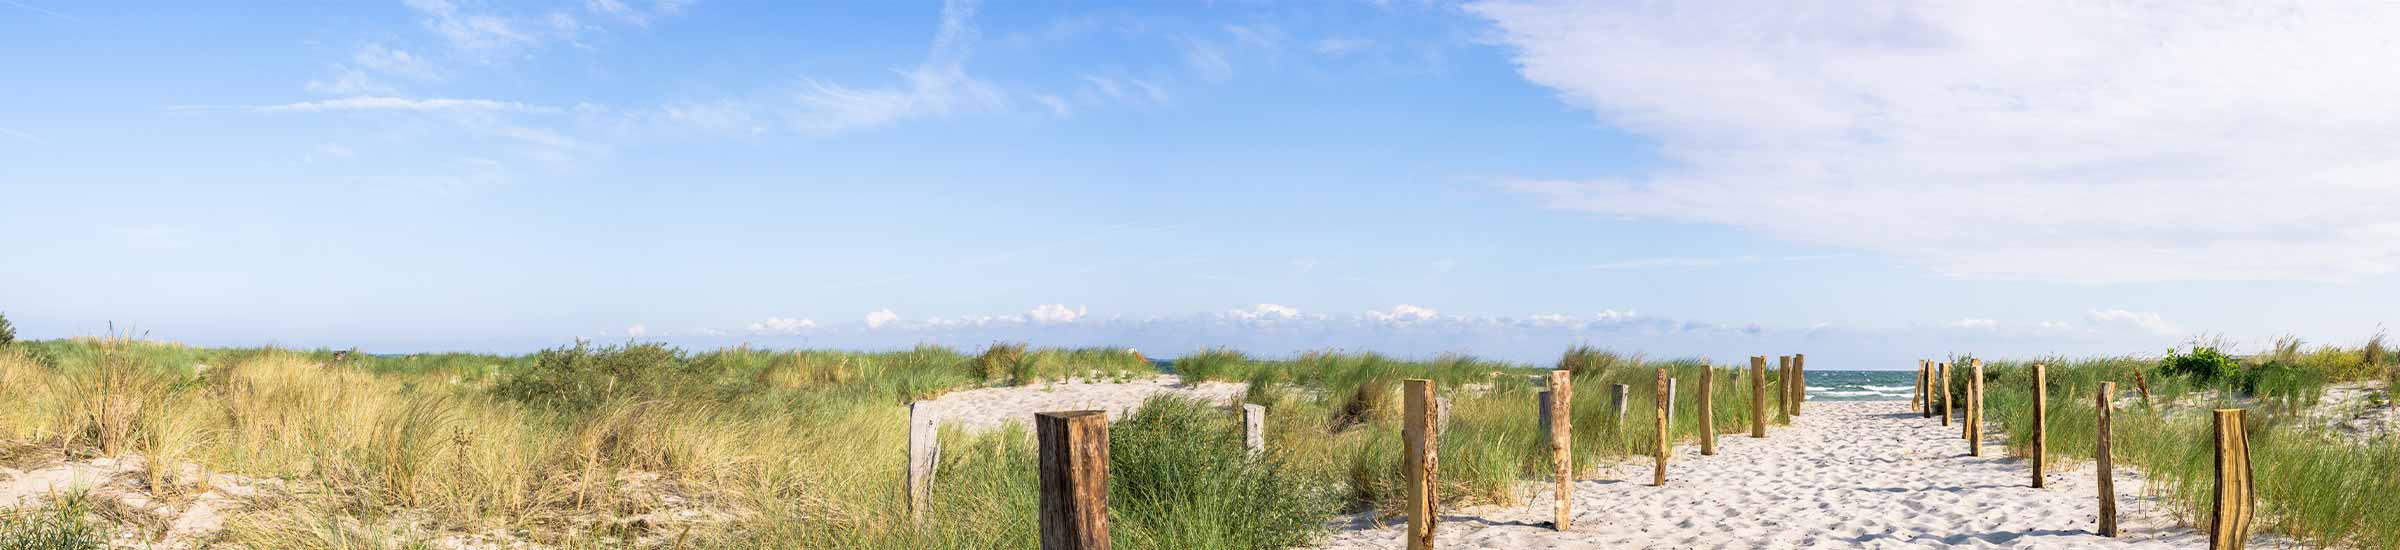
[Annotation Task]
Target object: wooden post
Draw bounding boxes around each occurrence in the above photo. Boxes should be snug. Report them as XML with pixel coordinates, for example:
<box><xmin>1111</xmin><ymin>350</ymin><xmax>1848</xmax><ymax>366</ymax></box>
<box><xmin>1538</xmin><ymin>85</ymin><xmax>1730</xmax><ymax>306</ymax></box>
<box><xmin>1939</xmin><ymin>362</ymin><xmax>1953</xmax><ymax>428</ymax></box>
<box><xmin>1968</xmin><ymin>360</ymin><xmax>1984</xmax><ymax>455</ymax></box>
<box><xmin>2135</xmin><ymin>370</ymin><xmax>2155</xmax><ymax>407</ymax></box>
<box><xmin>1699</xmin><ymin>364</ymin><xmax>1716</xmax><ymax>456</ymax></box>
<box><xmin>1404</xmin><ymin>379</ymin><xmax>1438</xmax><ymax>550</ymax></box>
<box><xmin>1776</xmin><ymin>355</ymin><xmax>1792</xmax><ymax>424</ymax></box>
<box><xmin>907</xmin><ymin>401</ymin><xmax>940</xmax><ymax>523</ymax></box>
<box><xmin>1612</xmin><ymin>384</ymin><xmax>1630</xmax><ymax>425</ymax></box>
<box><xmin>1791</xmin><ymin>353</ymin><xmax>1805</xmax><ymax>417</ymax></box>
<box><xmin>2211</xmin><ymin>409</ymin><xmax>2253</xmax><ymax>550</ymax></box>
<box><xmin>1912</xmin><ymin>360</ymin><xmax>1925</xmax><ymax>413</ymax></box>
<box><xmin>1037</xmin><ymin>411</ymin><xmax>1110</xmax><ymax>550</ymax></box>
<box><xmin>2031</xmin><ymin>363</ymin><xmax>2047</xmax><ymax>488</ymax></box>
<box><xmin>1239</xmin><ymin>404</ymin><xmax>1266</xmax><ymax>457</ymax></box>
<box><xmin>1545</xmin><ymin>370</ymin><xmax>1572</xmax><ymax>530</ymax></box>
<box><xmin>2096</xmin><ymin>382</ymin><xmax>2118</xmax><ymax>537</ymax></box>
<box><xmin>1654</xmin><ymin>367</ymin><xmax>1669</xmax><ymax>486</ymax></box>
<box><xmin>1749</xmin><ymin>356</ymin><xmax>1767</xmax><ymax>438</ymax></box>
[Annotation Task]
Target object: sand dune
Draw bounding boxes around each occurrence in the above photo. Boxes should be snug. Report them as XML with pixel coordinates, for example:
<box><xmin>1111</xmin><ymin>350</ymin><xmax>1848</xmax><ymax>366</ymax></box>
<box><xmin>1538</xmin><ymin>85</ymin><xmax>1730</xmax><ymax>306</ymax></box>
<box><xmin>1313</xmin><ymin>401</ymin><xmax>2283</xmax><ymax>549</ymax></box>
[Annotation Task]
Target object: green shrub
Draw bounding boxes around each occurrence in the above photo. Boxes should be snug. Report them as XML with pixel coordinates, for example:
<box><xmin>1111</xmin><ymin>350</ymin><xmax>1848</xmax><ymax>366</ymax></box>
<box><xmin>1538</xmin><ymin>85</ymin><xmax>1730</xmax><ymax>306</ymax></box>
<box><xmin>490</xmin><ymin>341</ymin><xmax>685</xmax><ymax>412</ymax></box>
<box><xmin>0</xmin><ymin>312</ymin><xmax>14</xmax><ymax>348</ymax></box>
<box><xmin>2159</xmin><ymin>345</ymin><xmax>2240</xmax><ymax>384</ymax></box>
<box><xmin>1557</xmin><ymin>344</ymin><xmax>1636</xmax><ymax>378</ymax></box>
<box><xmin>971</xmin><ymin>342</ymin><xmax>1027</xmax><ymax>384</ymax></box>
<box><xmin>1109</xmin><ymin>395</ymin><xmax>1342</xmax><ymax>548</ymax></box>
<box><xmin>2367</xmin><ymin>330</ymin><xmax>2388</xmax><ymax>367</ymax></box>
<box><xmin>0</xmin><ymin>494</ymin><xmax>110</xmax><ymax>550</ymax></box>
<box><xmin>1172</xmin><ymin>348</ymin><xmax>1249</xmax><ymax>381</ymax></box>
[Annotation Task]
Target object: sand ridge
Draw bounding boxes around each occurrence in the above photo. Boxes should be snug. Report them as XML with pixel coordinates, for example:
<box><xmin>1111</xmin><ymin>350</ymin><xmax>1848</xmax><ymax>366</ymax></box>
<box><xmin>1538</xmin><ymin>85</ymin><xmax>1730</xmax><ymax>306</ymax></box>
<box><xmin>1313</xmin><ymin>400</ymin><xmax>2285</xmax><ymax>549</ymax></box>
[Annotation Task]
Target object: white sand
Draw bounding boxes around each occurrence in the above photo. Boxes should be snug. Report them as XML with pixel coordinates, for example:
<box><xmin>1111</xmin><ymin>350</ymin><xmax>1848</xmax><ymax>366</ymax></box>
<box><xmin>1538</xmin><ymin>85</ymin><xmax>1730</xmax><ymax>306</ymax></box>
<box><xmin>1313</xmin><ymin>401</ymin><xmax>2285</xmax><ymax>549</ymax></box>
<box><xmin>913</xmin><ymin>375</ymin><xmax>1246</xmax><ymax>433</ymax></box>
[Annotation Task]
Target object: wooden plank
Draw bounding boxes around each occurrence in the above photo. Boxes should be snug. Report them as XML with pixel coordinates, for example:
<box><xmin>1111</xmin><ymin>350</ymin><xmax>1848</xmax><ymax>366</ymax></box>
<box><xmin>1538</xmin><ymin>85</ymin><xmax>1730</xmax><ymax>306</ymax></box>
<box><xmin>1776</xmin><ymin>355</ymin><xmax>1793</xmax><ymax>424</ymax></box>
<box><xmin>1240</xmin><ymin>404</ymin><xmax>1266</xmax><ymax>457</ymax></box>
<box><xmin>1547</xmin><ymin>370</ymin><xmax>1573</xmax><ymax>530</ymax></box>
<box><xmin>2211</xmin><ymin>409</ymin><xmax>2253</xmax><ymax>550</ymax></box>
<box><xmin>1612</xmin><ymin>384</ymin><xmax>1630</xmax><ymax>426</ymax></box>
<box><xmin>1940</xmin><ymin>362</ymin><xmax>1953</xmax><ymax>428</ymax></box>
<box><xmin>1750</xmin><ymin>356</ymin><xmax>1767</xmax><ymax>438</ymax></box>
<box><xmin>1037</xmin><ymin>410</ymin><xmax>1111</xmax><ymax>550</ymax></box>
<box><xmin>1791</xmin><ymin>353</ymin><xmax>1806</xmax><ymax>417</ymax></box>
<box><xmin>1654</xmin><ymin>367</ymin><xmax>1670</xmax><ymax>486</ymax></box>
<box><xmin>1405</xmin><ymin>379</ymin><xmax>1439</xmax><ymax>550</ymax></box>
<box><xmin>907</xmin><ymin>401</ymin><xmax>941</xmax><ymax>523</ymax></box>
<box><xmin>2032</xmin><ymin>363</ymin><xmax>2047</xmax><ymax>488</ymax></box>
<box><xmin>1699</xmin><ymin>363</ymin><xmax>1716</xmax><ymax>456</ymax></box>
<box><xmin>1667</xmin><ymin>378</ymin><xmax>1679</xmax><ymax>425</ymax></box>
<box><xmin>2096</xmin><ymin>382</ymin><xmax>2118</xmax><ymax>537</ymax></box>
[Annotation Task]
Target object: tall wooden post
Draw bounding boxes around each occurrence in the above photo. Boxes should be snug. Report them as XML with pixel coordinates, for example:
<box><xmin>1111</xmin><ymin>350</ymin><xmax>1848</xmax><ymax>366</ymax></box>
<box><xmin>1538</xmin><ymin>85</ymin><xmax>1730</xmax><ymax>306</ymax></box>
<box><xmin>2031</xmin><ymin>363</ymin><xmax>2047</xmax><ymax>488</ymax></box>
<box><xmin>1912</xmin><ymin>360</ymin><xmax>1925</xmax><ymax>413</ymax></box>
<box><xmin>1666</xmin><ymin>378</ymin><xmax>1679</xmax><ymax>424</ymax></box>
<box><xmin>2096</xmin><ymin>382</ymin><xmax>2118</xmax><ymax>537</ymax></box>
<box><xmin>1775</xmin><ymin>355</ymin><xmax>1792</xmax><ymax>424</ymax></box>
<box><xmin>907</xmin><ymin>402</ymin><xmax>941</xmax><ymax>523</ymax></box>
<box><xmin>1791</xmin><ymin>354</ymin><xmax>1805</xmax><ymax>417</ymax></box>
<box><xmin>1699</xmin><ymin>364</ymin><xmax>1717</xmax><ymax>456</ymax></box>
<box><xmin>1404</xmin><ymin>379</ymin><xmax>1438</xmax><ymax>550</ymax></box>
<box><xmin>1749</xmin><ymin>356</ymin><xmax>1767</xmax><ymax>438</ymax></box>
<box><xmin>1939</xmin><ymin>362</ymin><xmax>1953</xmax><ymax>428</ymax></box>
<box><xmin>1968</xmin><ymin>360</ymin><xmax>1984</xmax><ymax>455</ymax></box>
<box><xmin>1653</xmin><ymin>367</ymin><xmax>1669</xmax><ymax>486</ymax></box>
<box><xmin>1545</xmin><ymin>370</ymin><xmax>1572</xmax><ymax>530</ymax></box>
<box><xmin>1037</xmin><ymin>411</ymin><xmax>1110</xmax><ymax>550</ymax></box>
<box><xmin>2211</xmin><ymin>409</ymin><xmax>2253</xmax><ymax>550</ymax></box>
<box><xmin>1239</xmin><ymin>404</ymin><xmax>1266</xmax><ymax>457</ymax></box>
<box><xmin>1612</xmin><ymin>384</ymin><xmax>1630</xmax><ymax>426</ymax></box>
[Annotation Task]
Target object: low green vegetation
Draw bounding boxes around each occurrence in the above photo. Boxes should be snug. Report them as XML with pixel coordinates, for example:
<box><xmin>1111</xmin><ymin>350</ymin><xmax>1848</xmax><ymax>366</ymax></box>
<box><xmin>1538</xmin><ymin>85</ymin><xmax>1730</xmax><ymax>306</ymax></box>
<box><xmin>1978</xmin><ymin>336</ymin><xmax>2400</xmax><ymax>549</ymax></box>
<box><xmin>0</xmin><ymin>492</ymin><xmax>111</xmax><ymax>550</ymax></box>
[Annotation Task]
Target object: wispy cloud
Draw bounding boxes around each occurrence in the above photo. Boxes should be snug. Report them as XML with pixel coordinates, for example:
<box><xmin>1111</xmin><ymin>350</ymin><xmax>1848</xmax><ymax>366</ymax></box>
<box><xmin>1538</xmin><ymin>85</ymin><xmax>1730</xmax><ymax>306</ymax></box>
<box><xmin>1475</xmin><ymin>0</ymin><xmax>2400</xmax><ymax>283</ymax></box>
<box><xmin>0</xmin><ymin>126</ymin><xmax>47</xmax><ymax>145</ymax></box>
<box><xmin>1547</xmin><ymin>254</ymin><xmax>1845</xmax><ymax>272</ymax></box>
<box><xmin>0</xmin><ymin>0</ymin><xmax>75</xmax><ymax>22</ymax></box>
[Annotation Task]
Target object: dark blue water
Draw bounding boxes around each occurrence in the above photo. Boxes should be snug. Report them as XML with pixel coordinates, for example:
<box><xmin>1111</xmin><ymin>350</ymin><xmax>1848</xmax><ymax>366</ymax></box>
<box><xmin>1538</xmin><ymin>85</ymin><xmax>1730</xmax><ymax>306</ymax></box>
<box><xmin>1806</xmin><ymin>370</ymin><xmax>1917</xmax><ymax>402</ymax></box>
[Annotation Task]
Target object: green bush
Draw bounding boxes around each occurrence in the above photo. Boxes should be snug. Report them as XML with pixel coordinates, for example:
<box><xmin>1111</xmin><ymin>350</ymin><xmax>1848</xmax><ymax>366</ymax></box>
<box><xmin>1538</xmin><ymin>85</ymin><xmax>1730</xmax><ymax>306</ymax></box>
<box><xmin>1109</xmin><ymin>395</ymin><xmax>1341</xmax><ymax>548</ymax></box>
<box><xmin>2159</xmin><ymin>345</ymin><xmax>2240</xmax><ymax>384</ymax></box>
<box><xmin>0</xmin><ymin>312</ymin><xmax>14</xmax><ymax>348</ymax></box>
<box><xmin>1172</xmin><ymin>348</ymin><xmax>1250</xmax><ymax>381</ymax></box>
<box><xmin>0</xmin><ymin>494</ymin><xmax>110</xmax><ymax>550</ymax></box>
<box><xmin>490</xmin><ymin>341</ymin><xmax>686</xmax><ymax>412</ymax></box>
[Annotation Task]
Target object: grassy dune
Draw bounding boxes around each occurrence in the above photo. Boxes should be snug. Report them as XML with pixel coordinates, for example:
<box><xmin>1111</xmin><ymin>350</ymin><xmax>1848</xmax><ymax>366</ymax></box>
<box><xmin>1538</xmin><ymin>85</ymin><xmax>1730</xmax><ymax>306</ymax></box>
<box><xmin>1969</xmin><ymin>339</ymin><xmax>2400</xmax><ymax>549</ymax></box>
<box><xmin>0</xmin><ymin>338</ymin><xmax>1782</xmax><ymax>548</ymax></box>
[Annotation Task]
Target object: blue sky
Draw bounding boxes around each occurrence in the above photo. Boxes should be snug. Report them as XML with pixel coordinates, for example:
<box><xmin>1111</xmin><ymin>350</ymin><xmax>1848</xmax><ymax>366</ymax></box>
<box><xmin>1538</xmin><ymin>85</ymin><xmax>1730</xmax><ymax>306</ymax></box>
<box><xmin>4</xmin><ymin>1</ymin><xmax>2397</xmax><ymax>368</ymax></box>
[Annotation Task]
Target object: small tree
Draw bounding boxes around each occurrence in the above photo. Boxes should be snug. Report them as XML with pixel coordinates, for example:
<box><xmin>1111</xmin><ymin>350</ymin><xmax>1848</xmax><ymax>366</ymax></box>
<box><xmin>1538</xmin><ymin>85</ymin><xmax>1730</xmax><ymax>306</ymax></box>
<box><xmin>0</xmin><ymin>312</ymin><xmax>15</xmax><ymax>348</ymax></box>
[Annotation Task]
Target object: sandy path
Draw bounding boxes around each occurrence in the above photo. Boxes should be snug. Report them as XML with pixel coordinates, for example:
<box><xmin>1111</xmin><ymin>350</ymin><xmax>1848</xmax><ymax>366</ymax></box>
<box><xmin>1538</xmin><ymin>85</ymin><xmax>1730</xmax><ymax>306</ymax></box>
<box><xmin>1314</xmin><ymin>401</ymin><xmax>2282</xmax><ymax>549</ymax></box>
<box><xmin>913</xmin><ymin>375</ymin><xmax>1246</xmax><ymax>434</ymax></box>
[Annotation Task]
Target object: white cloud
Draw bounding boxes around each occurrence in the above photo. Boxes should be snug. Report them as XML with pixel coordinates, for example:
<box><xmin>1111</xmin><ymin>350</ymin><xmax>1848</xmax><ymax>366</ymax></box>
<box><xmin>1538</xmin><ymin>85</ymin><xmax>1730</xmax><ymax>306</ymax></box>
<box><xmin>406</xmin><ymin>0</ymin><xmax>535</xmax><ymax>54</ymax></box>
<box><xmin>625</xmin><ymin>324</ymin><xmax>648</xmax><ymax>338</ymax></box>
<box><xmin>1948</xmin><ymin>318</ymin><xmax>1999</xmax><ymax>330</ymax></box>
<box><xmin>1290</xmin><ymin>258</ymin><xmax>1318</xmax><ymax>273</ymax></box>
<box><xmin>865</xmin><ymin>308</ymin><xmax>900</xmax><ymax>329</ymax></box>
<box><xmin>1225</xmin><ymin>303</ymin><xmax>1307</xmax><ymax>322</ymax></box>
<box><xmin>1026</xmin><ymin>304</ymin><xmax>1087</xmax><ymax>323</ymax></box>
<box><xmin>748</xmin><ymin>316</ymin><xmax>818</xmax><ymax>335</ymax></box>
<box><xmin>686</xmin><ymin>327</ymin><xmax>728</xmax><ymax>337</ymax></box>
<box><xmin>1474</xmin><ymin>1</ymin><xmax>2400</xmax><ymax>283</ymax></box>
<box><xmin>2085</xmin><ymin>309</ymin><xmax>2179</xmax><ymax>337</ymax></box>
<box><xmin>1364</xmin><ymin>304</ymin><xmax>1441</xmax><ymax>324</ymax></box>
<box><xmin>0</xmin><ymin>126</ymin><xmax>45</xmax><ymax>144</ymax></box>
<box><xmin>243</xmin><ymin>96</ymin><xmax>551</xmax><ymax>113</ymax></box>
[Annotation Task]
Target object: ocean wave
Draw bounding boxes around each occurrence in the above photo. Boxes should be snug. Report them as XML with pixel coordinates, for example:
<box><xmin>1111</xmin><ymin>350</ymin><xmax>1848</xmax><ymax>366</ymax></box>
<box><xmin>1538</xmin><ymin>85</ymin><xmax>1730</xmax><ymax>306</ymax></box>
<box><xmin>1861</xmin><ymin>385</ymin><xmax>1914</xmax><ymax>392</ymax></box>
<box><xmin>1806</xmin><ymin>386</ymin><xmax>1832</xmax><ymax>391</ymax></box>
<box><xmin>1821</xmin><ymin>390</ymin><xmax>1885</xmax><ymax>397</ymax></box>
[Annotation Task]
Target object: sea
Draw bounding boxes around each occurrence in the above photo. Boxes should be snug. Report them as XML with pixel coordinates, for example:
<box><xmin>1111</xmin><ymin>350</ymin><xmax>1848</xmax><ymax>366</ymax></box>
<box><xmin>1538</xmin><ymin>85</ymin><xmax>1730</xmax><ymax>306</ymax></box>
<box><xmin>1805</xmin><ymin>370</ymin><xmax>1918</xmax><ymax>402</ymax></box>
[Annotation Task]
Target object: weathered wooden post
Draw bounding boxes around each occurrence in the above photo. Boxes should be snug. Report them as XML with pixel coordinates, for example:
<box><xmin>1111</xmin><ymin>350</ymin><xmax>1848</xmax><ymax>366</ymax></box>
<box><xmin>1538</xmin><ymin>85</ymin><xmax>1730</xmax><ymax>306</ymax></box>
<box><xmin>1612</xmin><ymin>384</ymin><xmax>1630</xmax><ymax>426</ymax></box>
<box><xmin>1699</xmin><ymin>363</ymin><xmax>1716</xmax><ymax>456</ymax></box>
<box><xmin>1239</xmin><ymin>404</ymin><xmax>1266</xmax><ymax>457</ymax></box>
<box><xmin>1544</xmin><ymin>370</ymin><xmax>1572</xmax><ymax>530</ymax></box>
<box><xmin>2133</xmin><ymin>368</ymin><xmax>2155</xmax><ymax>408</ymax></box>
<box><xmin>1968</xmin><ymin>360</ymin><xmax>1984</xmax><ymax>455</ymax></box>
<box><xmin>1666</xmin><ymin>377</ymin><xmax>1679</xmax><ymax>425</ymax></box>
<box><xmin>1037</xmin><ymin>410</ymin><xmax>1110</xmax><ymax>550</ymax></box>
<box><xmin>1776</xmin><ymin>355</ymin><xmax>1793</xmax><ymax>424</ymax></box>
<box><xmin>2211</xmin><ymin>409</ymin><xmax>2253</xmax><ymax>550</ymax></box>
<box><xmin>2096</xmin><ymin>382</ymin><xmax>2118</xmax><ymax>537</ymax></box>
<box><xmin>1939</xmin><ymin>362</ymin><xmax>1953</xmax><ymax>428</ymax></box>
<box><xmin>1912</xmin><ymin>360</ymin><xmax>1926</xmax><ymax>413</ymax></box>
<box><xmin>1791</xmin><ymin>353</ymin><xmax>1806</xmax><ymax>417</ymax></box>
<box><xmin>1654</xmin><ymin>367</ymin><xmax>1670</xmax><ymax>486</ymax></box>
<box><xmin>1749</xmin><ymin>356</ymin><xmax>1767</xmax><ymax>438</ymax></box>
<box><xmin>2031</xmin><ymin>363</ymin><xmax>2047</xmax><ymax>488</ymax></box>
<box><xmin>1405</xmin><ymin>379</ymin><xmax>1438</xmax><ymax>550</ymax></box>
<box><xmin>907</xmin><ymin>401</ymin><xmax>941</xmax><ymax>523</ymax></box>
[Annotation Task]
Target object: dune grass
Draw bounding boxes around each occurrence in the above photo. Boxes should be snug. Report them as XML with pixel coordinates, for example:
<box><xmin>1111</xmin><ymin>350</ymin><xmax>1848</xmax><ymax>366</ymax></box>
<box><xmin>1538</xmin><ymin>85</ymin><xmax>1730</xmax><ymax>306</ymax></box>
<box><xmin>1976</xmin><ymin>340</ymin><xmax>2400</xmax><ymax>549</ymax></box>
